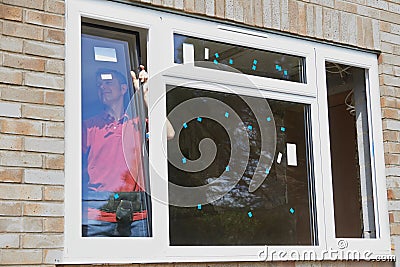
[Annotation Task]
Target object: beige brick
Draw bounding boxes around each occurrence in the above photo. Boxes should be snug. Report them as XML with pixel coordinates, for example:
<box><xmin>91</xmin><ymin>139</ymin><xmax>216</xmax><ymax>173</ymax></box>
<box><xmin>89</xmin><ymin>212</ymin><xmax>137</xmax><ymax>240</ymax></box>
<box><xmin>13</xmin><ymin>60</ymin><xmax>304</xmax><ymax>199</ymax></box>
<box><xmin>389</xmin><ymin>2</ymin><xmax>400</xmax><ymax>13</ymax></box>
<box><xmin>0</xmin><ymin>234</ymin><xmax>20</xmax><ymax>249</ymax></box>
<box><xmin>383</xmin><ymin>74</ymin><xmax>400</xmax><ymax>87</ymax></box>
<box><xmin>271</xmin><ymin>0</ymin><xmax>280</xmax><ymax>29</ymax></box>
<box><xmin>380</xmin><ymin>10</ymin><xmax>400</xmax><ymax>24</ymax></box>
<box><xmin>24</xmin><ymin>136</ymin><xmax>64</xmax><ymax>154</ymax></box>
<box><xmin>280</xmin><ymin>0</ymin><xmax>289</xmax><ymax>32</ymax></box>
<box><xmin>24</xmin><ymin>169</ymin><xmax>64</xmax><ymax>185</ymax></box>
<box><xmin>44</xmin><ymin>28</ymin><xmax>65</xmax><ymax>44</ymax></box>
<box><xmin>380</xmin><ymin>21</ymin><xmax>391</xmax><ymax>32</ymax></box>
<box><xmin>0</xmin><ymin>151</ymin><xmax>42</xmax><ymax>167</ymax></box>
<box><xmin>0</xmin><ymin>249</ymin><xmax>42</xmax><ymax>265</ymax></box>
<box><xmin>3</xmin><ymin>21</ymin><xmax>43</xmax><ymax>40</ymax></box>
<box><xmin>44</xmin><ymin>154</ymin><xmax>64</xmax><ymax>169</ymax></box>
<box><xmin>306</xmin><ymin>5</ymin><xmax>314</xmax><ymax>37</ymax></box>
<box><xmin>3</xmin><ymin>53</ymin><xmax>46</xmax><ymax>71</ymax></box>
<box><xmin>3</xmin><ymin>0</ymin><xmax>44</xmax><ymax>10</ymax></box>
<box><xmin>23</xmin><ymin>202</ymin><xmax>64</xmax><ymax>216</ymax></box>
<box><xmin>0</xmin><ymin>67</ymin><xmax>23</xmax><ymax>85</ymax></box>
<box><xmin>340</xmin><ymin>11</ymin><xmax>357</xmax><ymax>46</ymax></box>
<box><xmin>263</xmin><ymin>0</ymin><xmax>272</xmax><ymax>28</ymax></box>
<box><xmin>44</xmin><ymin>90</ymin><xmax>64</xmax><ymax>106</ymax></box>
<box><xmin>385</xmin><ymin>154</ymin><xmax>400</xmax><ymax>165</ymax></box>
<box><xmin>0</xmin><ymin>118</ymin><xmax>43</xmax><ymax>136</ymax></box>
<box><xmin>0</xmin><ymin>167</ymin><xmax>23</xmax><ymax>183</ymax></box>
<box><xmin>44</xmin><ymin>186</ymin><xmax>64</xmax><ymax>201</ymax></box>
<box><xmin>44</xmin><ymin>121</ymin><xmax>64</xmax><ymax>138</ymax></box>
<box><xmin>288</xmin><ymin>0</ymin><xmax>298</xmax><ymax>34</ymax></box>
<box><xmin>335</xmin><ymin>0</ymin><xmax>357</xmax><ymax>13</ymax></box>
<box><xmin>381</xmin><ymin>96</ymin><xmax>397</xmax><ymax>109</ymax></box>
<box><xmin>43</xmin><ymin>217</ymin><xmax>64</xmax><ymax>232</ymax></box>
<box><xmin>0</xmin><ymin>134</ymin><xmax>23</xmax><ymax>150</ymax></box>
<box><xmin>45</xmin><ymin>59</ymin><xmax>64</xmax><ymax>74</ymax></box>
<box><xmin>254</xmin><ymin>0</ymin><xmax>263</xmax><ymax>27</ymax></box>
<box><xmin>21</xmin><ymin>104</ymin><xmax>64</xmax><ymax>121</ymax></box>
<box><xmin>357</xmin><ymin>4</ymin><xmax>380</xmax><ymax>19</ymax></box>
<box><xmin>0</xmin><ymin>35</ymin><xmax>23</xmax><ymax>53</ymax></box>
<box><xmin>44</xmin><ymin>0</ymin><xmax>65</xmax><ymax>14</ymax></box>
<box><xmin>0</xmin><ymin>183</ymin><xmax>42</xmax><ymax>200</ymax></box>
<box><xmin>184</xmin><ymin>0</ymin><xmax>195</xmax><ymax>12</ymax></box>
<box><xmin>0</xmin><ymin>86</ymin><xmax>45</xmax><ymax>104</ymax></box>
<box><xmin>391</xmin><ymin>223</ymin><xmax>400</xmax><ymax>235</ymax></box>
<box><xmin>24</xmin><ymin>40</ymin><xmax>64</xmax><ymax>59</ymax></box>
<box><xmin>0</xmin><ymin>217</ymin><xmax>43</xmax><ymax>232</ymax></box>
<box><xmin>233</xmin><ymin>0</ymin><xmax>244</xmax><ymax>22</ymax></box>
<box><xmin>22</xmin><ymin>233</ymin><xmax>63</xmax><ymax>248</ymax></box>
<box><xmin>381</xmin><ymin>32</ymin><xmax>400</xmax><ymax>47</ymax></box>
<box><xmin>0</xmin><ymin>102</ymin><xmax>22</xmax><ymax>118</ymax></box>
<box><xmin>0</xmin><ymin>4</ymin><xmax>23</xmax><ymax>21</ymax></box>
<box><xmin>215</xmin><ymin>0</ymin><xmax>225</xmax><ymax>18</ymax></box>
<box><xmin>0</xmin><ymin>201</ymin><xmax>22</xmax><ymax>216</ymax></box>
<box><xmin>25</xmin><ymin>9</ymin><xmax>64</xmax><ymax>29</ymax></box>
<box><xmin>382</xmin><ymin>108</ymin><xmax>400</xmax><ymax>119</ymax></box>
<box><xmin>25</xmin><ymin>72</ymin><xmax>64</xmax><ymax>90</ymax></box>
<box><xmin>242</xmin><ymin>0</ymin><xmax>253</xmax><ymax>25</ymax></box>
<box><xmin>225</xmin><ymin>0</ymin><xmax>234</xmax><ymax>20</ymax></box>
<box><xmin>367</xmin><ymin>0</ymin><xmax>388</xmax><ymax>10</ymax></box>
<box><xmin>43</xmin><ymin>249</ymin><xmax>63</xmax><ymax>264</ymax></box>
<box><xmin>309</xmin><ymin>0</ymin><xmax>334</xmax><ymax>8</ymax></box>
<box><xmin>205</xmin><ymin>0</ymin><xmax>215</xmax><ymax>16</ymax></box>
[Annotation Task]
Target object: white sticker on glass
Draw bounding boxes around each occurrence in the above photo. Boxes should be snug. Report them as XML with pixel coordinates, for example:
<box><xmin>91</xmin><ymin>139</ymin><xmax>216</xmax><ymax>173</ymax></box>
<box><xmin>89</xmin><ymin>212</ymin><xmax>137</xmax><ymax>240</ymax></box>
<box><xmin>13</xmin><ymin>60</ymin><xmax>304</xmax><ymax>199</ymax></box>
<box><xmin>183</xmin><ymin>43</ymin><xmax>195</xmax><ymax>64</ymax></box>
<box><xmin>101</xmin><ymin>74</ymin><xmax>113</xmax><ymax>80</ymax></box>
<box><xmin>277</xmin><ymin>152</ymin><xmax>282</xmax><ymax>164</ymax></box>
<box><xmin>204</xmin><ymin>47</ymin><xmax>209</xmax><ymax>60</ymax></box>
<box><xmin>287</xmin><ymin>143</ymin><xmax>297</xmax><ymax>166</ymax></box>
<box><xmin>94</xmin><ymin>47</ymin><xmax>117</xmax><ymax>62</ymax></box>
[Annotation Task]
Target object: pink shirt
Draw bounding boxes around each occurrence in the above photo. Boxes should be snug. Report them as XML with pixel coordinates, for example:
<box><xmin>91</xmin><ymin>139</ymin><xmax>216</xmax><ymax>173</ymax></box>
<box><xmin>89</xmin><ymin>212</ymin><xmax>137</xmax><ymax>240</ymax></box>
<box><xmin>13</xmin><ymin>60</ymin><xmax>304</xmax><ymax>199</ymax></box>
<box><xmin>83</xmin><ymin>112</ymin><xmax>147</xmax><ymax>221</ymax></box>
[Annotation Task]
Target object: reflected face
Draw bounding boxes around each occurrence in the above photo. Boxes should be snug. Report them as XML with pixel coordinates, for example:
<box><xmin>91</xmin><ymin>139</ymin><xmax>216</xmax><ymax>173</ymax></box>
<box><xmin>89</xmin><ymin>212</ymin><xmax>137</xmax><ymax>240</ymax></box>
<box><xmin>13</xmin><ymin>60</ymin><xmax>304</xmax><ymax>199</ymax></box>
<box><xmin>97</xmin><ymin>76</ymin><xmax>127</xmax><ymax>106</ymax></box>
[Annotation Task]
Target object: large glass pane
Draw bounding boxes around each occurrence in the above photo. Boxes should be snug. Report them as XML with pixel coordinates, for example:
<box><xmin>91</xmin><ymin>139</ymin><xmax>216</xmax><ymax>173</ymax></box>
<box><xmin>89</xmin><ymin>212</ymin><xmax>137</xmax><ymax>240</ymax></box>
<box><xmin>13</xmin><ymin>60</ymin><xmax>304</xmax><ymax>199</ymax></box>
<box><xmin>167</xmin><ymin>85</ymin><xmax>315</xmax><ymax>245</ymax></box>
<box><xmin>81</xmin><ymin>23</ymin><xmax>152</xmax><ymax>237</ymax></box>
<box><xmin>174</xmin><ymin>34</ymin><xmax>306</xmax><ymax>83</ymax></box>
<box><xmin>325</xmin><ymin>62</ymin><xmax>376</xmax><ymax>238</ymax></box>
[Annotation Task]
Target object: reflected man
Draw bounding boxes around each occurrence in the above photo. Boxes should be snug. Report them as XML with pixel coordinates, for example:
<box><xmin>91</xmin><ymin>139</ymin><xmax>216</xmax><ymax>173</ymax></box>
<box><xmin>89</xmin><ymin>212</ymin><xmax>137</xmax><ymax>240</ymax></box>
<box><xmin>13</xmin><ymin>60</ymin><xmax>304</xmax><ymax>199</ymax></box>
<box><xmin>82</xmin><ymin>69</ymin><xmax>149</xmax><ymax>237</ymax></box>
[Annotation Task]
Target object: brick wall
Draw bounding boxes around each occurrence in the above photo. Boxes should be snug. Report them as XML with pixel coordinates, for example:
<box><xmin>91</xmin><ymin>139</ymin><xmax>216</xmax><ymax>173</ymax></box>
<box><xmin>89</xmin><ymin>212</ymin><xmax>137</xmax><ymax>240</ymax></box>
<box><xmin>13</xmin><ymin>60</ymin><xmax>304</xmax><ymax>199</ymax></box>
<box><xmin>1</xmin><ymin>0</ymin><xmax>399</xmax><ymax>266</ymax></box>
<box><xmin>0</xmin><ymin>0</ymin><xmax>65</xmax><ymax>265</ymax></box>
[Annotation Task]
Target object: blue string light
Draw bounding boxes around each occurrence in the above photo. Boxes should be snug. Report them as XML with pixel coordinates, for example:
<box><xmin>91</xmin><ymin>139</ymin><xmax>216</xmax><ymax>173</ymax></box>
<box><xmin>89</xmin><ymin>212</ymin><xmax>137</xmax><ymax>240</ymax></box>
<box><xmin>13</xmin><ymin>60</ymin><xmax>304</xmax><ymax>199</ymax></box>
<box><xmin>280</xmin><ymin>127</ymin><xmax>286</xmax><ymax>132</ymax></box>
<box><xmin>248</xmin><ymin>211</ymin><xmax>253</xmax><ymax>218</ymax></box>
<box><xmin>197</xmin><ymin>204</ymin><xmax>202</xmax><ymax>210</ymax></box>
<box><xmin>197</xmin><ymin>117</ymin><xmax>202</xmax><ymax>122</ymax></box>
<box><xmin>225</xmin><ymin>112</ymin><xmax>229</xmax><ymax>118</ymax></box>
<box><xmin>182</xmin><ymin>157</ymin><xmax>187</xmax><ymax>164</ymax></box>
<box><xmin>290</xmin><ymin>208</ymin><xmax>295</xmax><ymax>214</ymax></box>
<box><xmin>225</xmin><ymin>166</ymin><xmax>230</xmax><ymax>172</ymax></box>
<box><xmin>267</xmin><ymin>117</ymin><xmax>271</xmax><ymax>122</ymax></box>
<box><xmin>229</xmin><ymin>59</ymin><xmax>233</xmax><ymax>64</ymax></box>
<box><xmin>183</xmin><ymin>123</ymin><xmax>188</xmax><ymax>129</ymax></box>
<box><xmin>215</xmin><ymin>53</ymin><xmax>219</xmax><ymax>58</ymax></box>
<box><xmin>247</xmin><ymin>125</ymin><xmax>253</xmax><ymax>130</ymax></box>
<box><xmin>252</xmin><ymin>65</ymin><xmax>257</xmax><ymax>71</ymax></box>
<box><xmin>213</xmin><ymin>59</ymin><xmax>218</xmax><ymax>64</ymax></box>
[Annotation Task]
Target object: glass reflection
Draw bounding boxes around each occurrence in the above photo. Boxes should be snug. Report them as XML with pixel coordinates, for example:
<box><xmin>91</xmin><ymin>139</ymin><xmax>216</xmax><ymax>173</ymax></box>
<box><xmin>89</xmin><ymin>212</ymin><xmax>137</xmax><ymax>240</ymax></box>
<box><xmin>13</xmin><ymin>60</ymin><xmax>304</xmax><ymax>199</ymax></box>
<box><xmin>167</xmin><ymin>86</ymin><xmax>315</xmax><ymax>246</ymax></box>
<box><xmin>174</xmin><ymin>34</ymin><xmax>306</xmax><ymax>83</ymax></box>
<box><xmin>81</xmin><ymin>26</ymin><xmax>151</xmax><ymax>237</ymax></box>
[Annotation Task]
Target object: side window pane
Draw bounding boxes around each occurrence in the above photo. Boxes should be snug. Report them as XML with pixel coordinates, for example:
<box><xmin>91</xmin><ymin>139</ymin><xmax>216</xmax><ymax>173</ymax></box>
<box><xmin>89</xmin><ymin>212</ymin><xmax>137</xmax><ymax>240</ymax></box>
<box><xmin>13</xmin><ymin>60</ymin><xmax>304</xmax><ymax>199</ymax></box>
<box><xmin>326</xmin><ymin>62</ymin><xmax>376</xmax><ymax>238</ymax></box>
<box><xmin>174</xmin><ymin>34</ymin><xmax>306</xmax><ymax>83</ymax></box>
<box><xmin>167</xmin><ymin>86</ymin><xmax>316</xmax><ymax>245</ymax></box>
<box><xmin>81</xmin><ymin>23</ymin><xmax>152</xmax><ymax>237</ymax></box>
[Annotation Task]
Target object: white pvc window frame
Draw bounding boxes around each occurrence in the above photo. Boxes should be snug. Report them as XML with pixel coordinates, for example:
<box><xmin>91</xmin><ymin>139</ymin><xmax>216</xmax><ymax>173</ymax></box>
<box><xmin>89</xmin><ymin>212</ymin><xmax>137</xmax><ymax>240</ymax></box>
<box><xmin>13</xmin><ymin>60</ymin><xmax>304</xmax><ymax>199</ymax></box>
<box><xmin>64</xmin><ymin>0</ymin><xmax>390</xmax><ymax>263</ymax></box>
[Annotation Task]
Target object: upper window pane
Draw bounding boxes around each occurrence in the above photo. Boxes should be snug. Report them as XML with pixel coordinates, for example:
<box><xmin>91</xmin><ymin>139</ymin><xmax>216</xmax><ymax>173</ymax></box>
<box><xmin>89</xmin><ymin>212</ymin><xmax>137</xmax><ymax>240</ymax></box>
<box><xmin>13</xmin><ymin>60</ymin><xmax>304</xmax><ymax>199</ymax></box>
<box><xmin>174</xmin><ymin>34</ymin><xmax>306</xmax><ymax>83</ymax></box>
